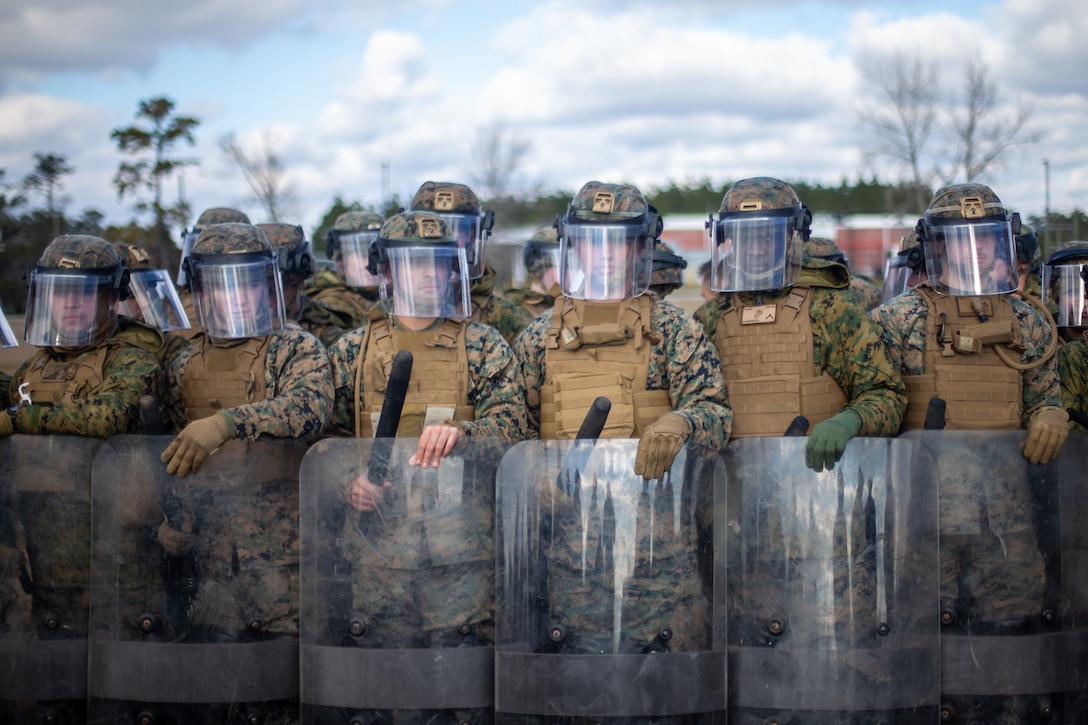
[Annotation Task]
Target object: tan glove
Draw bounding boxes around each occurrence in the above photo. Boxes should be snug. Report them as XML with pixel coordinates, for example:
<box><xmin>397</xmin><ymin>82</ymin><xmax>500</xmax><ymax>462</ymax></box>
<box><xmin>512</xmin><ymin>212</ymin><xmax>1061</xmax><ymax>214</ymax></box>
<box><xmin>634</xmin><ymin>413</ymin><xmax>691</xmax><ymax>479</ymax></box>
<box><xmin>157</xmin><ymin>510</ymin><xmax>195</xmax><ymax>556</ymax></box>
<box><xmin>0</xmin><ymin>413</ymin><xmax>12</xmax><ymax>438</ymax></box>
<box><xmin>161</xmin><ymin>412</ymin><xmax>233</xmax><ymax>477</ymax></box>
<box><xmin>1022</xmin><ymin>407</ymin><xmax>1069</xmax><ymax>465</ymax></box>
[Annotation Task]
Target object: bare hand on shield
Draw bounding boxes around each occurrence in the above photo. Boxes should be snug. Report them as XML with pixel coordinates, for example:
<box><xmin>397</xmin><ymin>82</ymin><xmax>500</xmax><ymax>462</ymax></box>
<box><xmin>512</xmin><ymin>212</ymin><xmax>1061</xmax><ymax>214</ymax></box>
<box><xmin>348</xmin><ymin>472</ymin><xmax>392</xmax><ymax>512</ymax></box>
<box><xmin>408</xmin><ymin>422</ymin><xmax>463</xmax><ymax>469</ymax></box>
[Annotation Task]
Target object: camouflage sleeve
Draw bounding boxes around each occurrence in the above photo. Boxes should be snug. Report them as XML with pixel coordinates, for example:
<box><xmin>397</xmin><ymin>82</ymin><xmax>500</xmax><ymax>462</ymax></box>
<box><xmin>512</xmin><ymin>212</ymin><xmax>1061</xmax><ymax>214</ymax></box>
<box><xmin>870</xmin><ymin>291</ymin><xmax>929</xmax><ymax>378</ymax></box>
<box><xmin>1059</xmin><ymin>339</ymin><xmax>1088</xmax><ymax>431</ymax></box>
<box><xmin>220</xmin><ymin>327</ymin><xmax>332</xmax><ymax>443</ymax></box>
<box><xmin>1011</xmin><ymin>297</ymin><xmax>1061</xmax><ymax>421</ymax></box>
<box><xmin>326</xmin><ymin>328</ymin><xmax>367</xmax><ymax>437</ymax></box>
<box><xmin>812</xmin><ymin>289</ymin><xmax>906</xmax><ymax>436</ymax></box>
<box><xmin>16</xmin><ymin>346</ymin><xmax>164</xmax><ymax>438</ymax></box>
<box><xmin>460</xmin><ymin>322</ymin><xmax>528</xmax><ymax>442</ymax></box>
<box><xmin>649</xmin><ymin>301</ymin><xmax>732</xmax><ymax>449</ymax></box>
<box><xmin>478</xmin><ymin>294</ymin><xmax>535</xmax><ymax>346</ymax></box>
<box><xmin>511</xmin><ymin>315</ymin><xmax>552</xmax><ymax>439</ymax></box>
<box><xmin>691</xmin><ymin>295</ymin><xmax>722</xmax><ymax>340</ymax></box>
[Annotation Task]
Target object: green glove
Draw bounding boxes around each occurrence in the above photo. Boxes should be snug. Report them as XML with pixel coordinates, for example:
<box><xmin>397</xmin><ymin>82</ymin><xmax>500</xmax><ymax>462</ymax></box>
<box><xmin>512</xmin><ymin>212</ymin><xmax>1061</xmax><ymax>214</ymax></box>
<box><xmin>805</xmin><ymin>409</ymin><xmax>862</xmax><ymax>472</ymax></box>
<box><xmin>0</xmin><ymin>412</ymin><xmax>12</xmax><ymax>438</ymax></box>
<box><xmin>635</xmin><ymin>412</ymin><xmax>691</xmax><ymax>479</ymax></box>
<box><xmin>161</xmin><ymin>412</ymin><xmax>234</xmax><ymax>477</ymax></box>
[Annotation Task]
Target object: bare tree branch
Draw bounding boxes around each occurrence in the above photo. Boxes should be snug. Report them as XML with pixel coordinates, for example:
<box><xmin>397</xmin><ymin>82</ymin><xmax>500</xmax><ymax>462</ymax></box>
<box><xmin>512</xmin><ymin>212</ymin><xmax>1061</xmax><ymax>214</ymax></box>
<box><xmin>219</xmin><ymin>130</ymin><xmax>299</xmax><ymax>222</ymax></box>
<box><xmin>465</xmin><ymin>120</ymin><xmax>531</xmax><ymax>199</ymax></box>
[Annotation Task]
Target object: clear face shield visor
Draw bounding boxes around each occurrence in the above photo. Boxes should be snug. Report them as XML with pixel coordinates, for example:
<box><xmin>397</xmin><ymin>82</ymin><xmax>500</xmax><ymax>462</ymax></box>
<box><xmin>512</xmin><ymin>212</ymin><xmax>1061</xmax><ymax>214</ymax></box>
<box><xmin>176</xmin><ymin>229</ymin><xmax>201</xmax><ymax>287</ymax></box>
<box><xmin>190</xmin><ymin>257</ymin><xmax>285</xmax><ymax>338</ymax></box>
<box><xmin>559</xmin><ymin>225</ymin><xmax>652</xmax><ymax>302</ymax></box>
<box><xmin>710</xmin><ymin>214</ymin><xmax>800</xmax><ymax>292</ymax></box>
<box><xmin>437</xmin><ymin>213</ymin><xmax>486</xmax><ymax>280</ymax></box>
<box><xmin>531</xmin><ymin>245</ymin><xmax>562</xmax><ymax>290</ymax></box>
<box><xmin>0</xmin><ymin>308</ymin><xmax>18</xmax><ymax>349</ymax></box>
<box><xmin>923</xmin><ymin>219</ymin><xmax>1018</xmax><ymax>296</ymax></box>
<box><xmin>24</xmin><ymin>271</ymin><xmax>119</xmax><ymax>348</ymax></box>
<box><xmin>338</xmin><ymin>231</ymin><xmax>382</xmax><ymax>288</ymax></box>
<box><xmin>881</xmin><ymin>256</ymin><xmax>917</xmax><ymax>303</ymax></box>
<box><xmin>379</xmin><ymin>243</ymin><xmax>472</xmax><ymax>319</ymax></box>
<box><xmin>119</xmin><ymin>269</ymin><xmax>192</xmax><ymax>331</ymax></box>
<box><xmin>1042</xmin><ymin>262</ymin><xmax>1088</xmax><ymax>328</ymax></box>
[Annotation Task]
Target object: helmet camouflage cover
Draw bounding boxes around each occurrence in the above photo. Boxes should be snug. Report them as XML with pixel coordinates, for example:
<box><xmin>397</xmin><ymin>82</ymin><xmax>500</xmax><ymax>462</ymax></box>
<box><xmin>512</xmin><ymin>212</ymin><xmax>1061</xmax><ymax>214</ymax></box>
<box><xmin>649</xmin><ymin>239</ymin><xmax>687</xmax><ymax>291</ymax></box>
<box><xmin>720</xmin><ymin>177</ymin><xmax>802</xmax><ymax>215</ymax></box>
<box><xmin>568</xmin><ymin>181</ymin><xmax>650</xmax><ymax>222</ymax></box>
<box><xmin>410</xmin><ymin>181</ymin><xmax>481</xmax><ymax>214</ymax></box>
<box><xmin>191</xmin><ymin>222</ymin><xmax>272</xmax><ymax>256</ymax></box>
<box><xmin>924</xmin><ymin>183</ymin><xmax>1009</xmax><ymax>221</ymax></box>
<box><xmin>194</xmin><ymin>206</ymin><xmax>251</xmax><ymax>230</ymax></box>
<box><xmin>111</xmin><ymin>242</ymin><xmax>153</xmax><ymax>271</ymax></box>
<box><xmin>39</xmin><ymin>235</ymin><xmax>124</xmax><ymax>271</ymax></box>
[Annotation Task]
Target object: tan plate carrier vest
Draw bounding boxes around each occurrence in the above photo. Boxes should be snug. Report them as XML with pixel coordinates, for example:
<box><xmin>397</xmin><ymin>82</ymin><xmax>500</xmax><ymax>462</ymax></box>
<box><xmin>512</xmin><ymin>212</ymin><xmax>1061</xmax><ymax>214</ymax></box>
<box><xmin>540</xmin><ymin>296</ymin><xmax>672</xmax><ymax>440</ymax></box>
<box><xmin>180</xmin><ymin>334</ymin><xmax>271</xmax><ymax>422</ymax></box>
<box><xmin>904</xmin><ymin>288</ymin><xmax>1022</xmax><ymax>431</ymax></box>
<box><xmin>714</xmin><ymin>288</ymin><xmax>848</xmax><ymax>438</ymax></box>
<box><xmin>353</xmin><ymin>309</ymin><xmax>475</xmax><ymax>438</ymax></box>
<box><xmin>21</xmin><ymin>345</ymin><xmax>115</xmax><ymax>406</ymax></box>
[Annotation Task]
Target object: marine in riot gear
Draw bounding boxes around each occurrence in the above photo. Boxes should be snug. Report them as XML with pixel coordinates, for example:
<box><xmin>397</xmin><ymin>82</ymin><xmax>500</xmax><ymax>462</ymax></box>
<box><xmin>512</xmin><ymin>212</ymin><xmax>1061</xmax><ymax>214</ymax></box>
<box><xmin>259</xmin><ymin>222</ymin><xmax>355</xmax><ymax>347</ymax></box>
<box><xmin>307</xmin><ymin>210</ymin><xmax>384</xmax><ymax>329</ymax></box>
<box><xmin>1045</xmin><ymin>242</ymin><xmax>1088</xmax><ymax>430</ymax></box>
<box><xmin>872</xmin><ymin>182</ymin><xmax>1070</xmax><ymax>722</ymax></box>
<box><xmin>410</xmin><ymin>181</ymin><xmax>534</xmax><ymax>344</ymax></box>
<box><xmin>695</xmin><ymin>176</ymin><xmax>905</xmax><ymax>471</ymax></box>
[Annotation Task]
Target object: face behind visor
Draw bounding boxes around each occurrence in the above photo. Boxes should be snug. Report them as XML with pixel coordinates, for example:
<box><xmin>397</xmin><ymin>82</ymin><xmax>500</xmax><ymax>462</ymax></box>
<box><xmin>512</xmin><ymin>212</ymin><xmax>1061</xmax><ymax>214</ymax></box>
<box><xmin>709</xmin><ymin>211</ymin><xmax>801</xmax><ymax>292</ymax></box>
<box><xmin>559</xmin><ymin>223</ymin><xmax>652</xmax><ymax>301</ymax></box>
<box><xmin>120</xmin><ymin>269</ymin><xmax>192</xmax><ymax>331</ymax></box>
<box><xmin>24</xmin><ymin>270</ymin><xmax>121</xmax><ymax>348</ymax></box>
<box><xmin>189</xmin><ymin>255</ymin><xmax>286</xmax><ymax>338</ymax></box>
<box><xmin>923</xmin><ymin>219</ymin><xmax>1019</xmax><ymax>296</ymax></box>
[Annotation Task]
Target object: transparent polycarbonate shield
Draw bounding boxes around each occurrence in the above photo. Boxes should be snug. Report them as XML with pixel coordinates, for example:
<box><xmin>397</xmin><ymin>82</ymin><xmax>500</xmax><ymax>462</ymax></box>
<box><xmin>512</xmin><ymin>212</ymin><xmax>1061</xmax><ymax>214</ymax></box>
<box><xmin>905</xmin><ymin>430</ymin><xmax>1088</xmax><ymax>720</ymax></box>
<box><xmin>924</xmin><ymin>219</ymin><xmax>1019</xmax><ymax>296</ymax></box>
<box><xmin>337</xmin><ymin>230</ymin><xmax>381</xmax><ymax>288</ymax></box>
<box><xmin>300</xmin><ymin>437</ymin><xmax>510</xmax><ymax>724</ymax></box>
<box><xmin>0</xmin><ymin>435</ymin><xmax>101</xmax><ymax>722</ymax></box>
<box><xmin>87</xmin><ymin>436</ymin><xmax>309</xmax><ymax>724</ymax></box>
<box><xmin>722</xmin><ymin>436</ymin><xmax>938</xmax><ymax>722</ymax></box>
<box><xmin>125</xmin><ymin>268</ymin><xmax>192</xmax><ymax>331</ymax></box>
<box><xmin>495</xmin><ymin>439</ymin><xmax>725</xmax><ymax>721</ymax></box>
<box><xmin>0</xmin><ymin>307</ymin><xmax>16</xmax><ymax>349</ymax></box>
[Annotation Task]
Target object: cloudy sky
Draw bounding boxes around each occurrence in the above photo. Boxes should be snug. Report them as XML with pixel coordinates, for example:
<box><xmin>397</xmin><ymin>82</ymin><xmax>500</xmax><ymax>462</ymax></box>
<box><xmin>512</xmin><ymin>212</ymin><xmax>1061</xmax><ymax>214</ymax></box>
<box><xmin>1</xmin><ymin>0</ymin><xmax>1085</xmax><ymax>237</ymax></box>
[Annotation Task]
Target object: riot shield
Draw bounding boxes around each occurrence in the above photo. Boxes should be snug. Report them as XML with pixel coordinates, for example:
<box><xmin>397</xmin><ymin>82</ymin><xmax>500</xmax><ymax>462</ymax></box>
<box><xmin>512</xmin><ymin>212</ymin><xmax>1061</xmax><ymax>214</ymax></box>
<box><xmin>87</xmin><ymin>435</ymin><xmax>309</xmax><ymax>724</ymax></box>
<box><xmin>905</xmin><ymin>429</ymin><xmax>1088</xmax><ymax>722</ymax></box>
<box><xmin>0</xmin><ymin>434</ymin><xmax>101</xmax><ymax>724</ymax></box>
<box><xmin>300</xmin><ymin>437</ymin><xmax>510</xmax><ymax>725</ymax></box>
<box><xmin>495</xmin><ymin>439</ymin><xmax>725</xmax><ymax>722</ymax></box>
<box><xmin>723</xmin><ymin>436</ymin><xmax>937</xmax><ymax>723</ymax></box>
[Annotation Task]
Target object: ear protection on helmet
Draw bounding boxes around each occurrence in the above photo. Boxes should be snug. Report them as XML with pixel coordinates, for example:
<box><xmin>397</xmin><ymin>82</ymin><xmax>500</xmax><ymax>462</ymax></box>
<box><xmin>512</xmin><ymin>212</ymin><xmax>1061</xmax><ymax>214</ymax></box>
<box><xmin>897</xmin><ymin>245</ymin><xmax>924</xmax><ymax>270</ymax></box>
<box><xmin>366</xmin><ymin>239</ymin><xmax>385</xmax><ymax>277</ymax></box>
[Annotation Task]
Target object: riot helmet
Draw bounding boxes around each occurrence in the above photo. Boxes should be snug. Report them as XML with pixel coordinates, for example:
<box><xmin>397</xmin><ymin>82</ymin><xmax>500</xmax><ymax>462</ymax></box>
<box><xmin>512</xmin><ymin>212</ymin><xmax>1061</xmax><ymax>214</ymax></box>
<box><xmin>24</xmin><ymin>235</ymin><xmax>129</xmax><ymax>348</ymax></box>
<box><xmin>649</xmin><ymin>239</ymin><xmax>688</xmax><ymax>297</ymax></box>
<box><xmin>708</xmin><ymin>177</ymin><xmax>808</xmax><ymax>292</ymax></box>
<box><xmin>259</xmin><ymin>223</ymin><xmax>315</xmax><ymax>322</ymax></box>
<box><xmin>410</xmin><ymin>181</ymin><xmax>494</xmax><ymax>280</ymax></box>
<box><xmin>556</xmin><ymin>181</ymin><xmax>659</xmax><ymax>301</ymax></box>
<box><xmin>881</xmin><ymin>231</ymin><xmax>926</xmax><ymax>303</ymax></box>
<box><xmin>917</xmin><ymin>183</ymin><xmax>1020</xmax><ymax>296</ymax></box>
<box><xmin>177</xmin><ymin>207</ymin><xmax>251</xmax><ymax>287</ymax></box>
<box><xmin>111</xmin><ymin>242</ymin><xmax>190</xmax><ymax>331</ymax></box>
<box><xmin>522</xmin><ymin>226</ymin><xmax>561</xmax><ymax>292</ymax></box>
<box><xmin>367</xmin><ymin>211</ymin><xmax>472</xmax><ymax>319</ymax></box>
<box><xmin>1042</xmin><ymin>242</ymin><xmax>1088</xmax><ymax>330</ymax></box>
<box><xmin>183</xmin><ymin>223</ymin><xmax>285</xmax><ymax>338</ymax></box>
<box><xmin>327</xmin><ymin>211</ymin><xmax>384</xmax><ymax>288</ymax></box>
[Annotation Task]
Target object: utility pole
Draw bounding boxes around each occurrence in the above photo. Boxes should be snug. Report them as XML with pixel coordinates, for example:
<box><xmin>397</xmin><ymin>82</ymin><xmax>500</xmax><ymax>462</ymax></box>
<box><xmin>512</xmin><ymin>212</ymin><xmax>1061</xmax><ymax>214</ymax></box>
<box><xmin>1042</xmin><ymin>158</ymin><xmax>1050</xmax><ymax>253</ymax></box>
<box><xmin>381</xmin><ymin>161</ymin><xmax>391</xmax><ymax>210</ymax></box>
